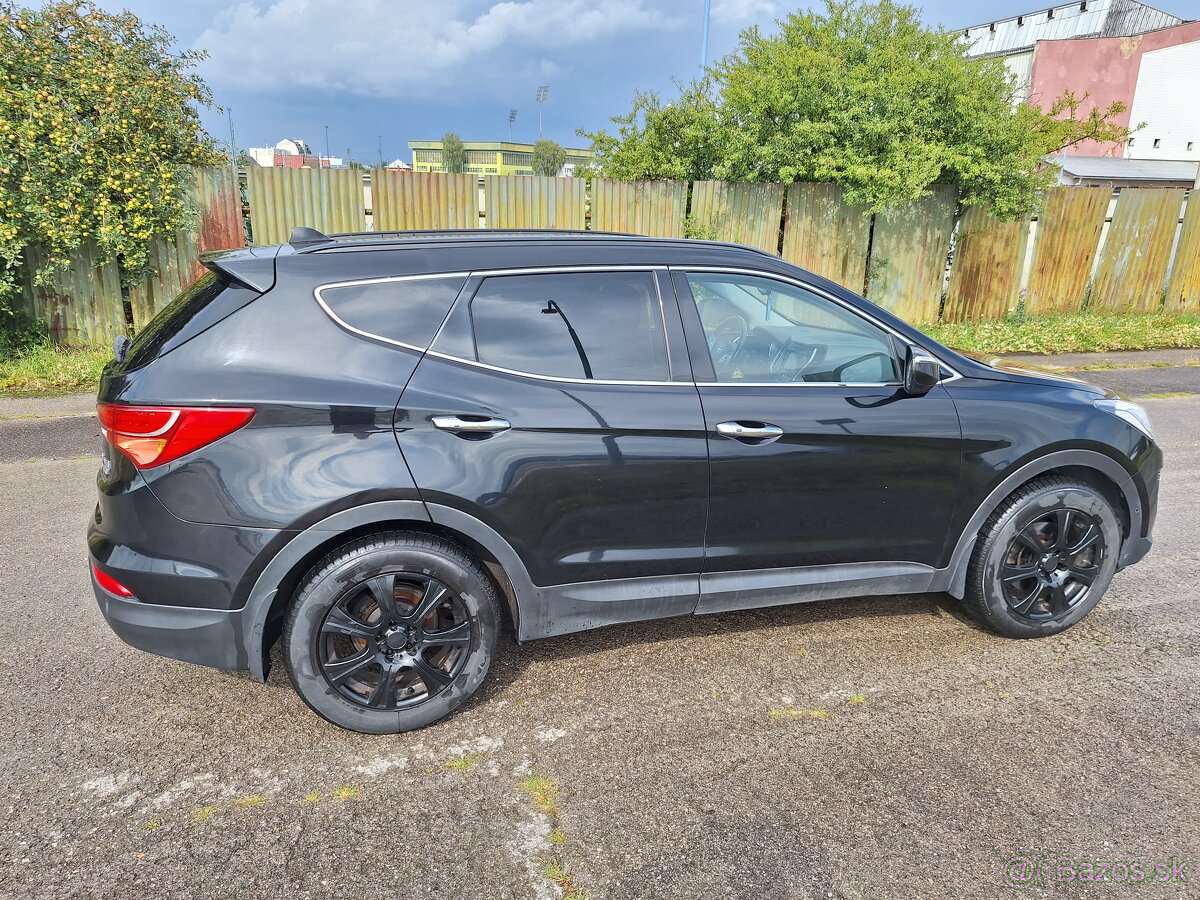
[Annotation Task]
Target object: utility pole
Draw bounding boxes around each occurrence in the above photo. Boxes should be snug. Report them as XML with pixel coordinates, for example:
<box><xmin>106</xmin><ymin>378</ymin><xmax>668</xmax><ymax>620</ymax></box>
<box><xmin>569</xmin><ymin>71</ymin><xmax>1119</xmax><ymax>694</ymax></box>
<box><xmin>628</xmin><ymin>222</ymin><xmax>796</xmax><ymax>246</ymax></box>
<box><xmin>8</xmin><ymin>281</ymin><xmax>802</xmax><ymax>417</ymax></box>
<box><xmin>536</xmin><ymin>85</ymin><xmax>549</xmax><ymax>139</ymax></box>
<box><xmin>508</xmin><ymin>108</ymin><xmax>517</xmax><ymax>142</ymax></box>
<box><xmin>324</xmin><ymin>124</ymin><xmax>331</xmax><ymax>169</ymax></box>
<box><xmin>378</xmin><ymin>135</ymin><xmax>384</xmax><ymax>168</ymax></box>
<box><xmin>701</xmin><ymin>0</ymin><xmax>712</xmax><ymax>69</ymax></box>
<box><xmin>226</xmin><ymin>108</ymin><xmax>238</xmax><ymax>184</ymax></box>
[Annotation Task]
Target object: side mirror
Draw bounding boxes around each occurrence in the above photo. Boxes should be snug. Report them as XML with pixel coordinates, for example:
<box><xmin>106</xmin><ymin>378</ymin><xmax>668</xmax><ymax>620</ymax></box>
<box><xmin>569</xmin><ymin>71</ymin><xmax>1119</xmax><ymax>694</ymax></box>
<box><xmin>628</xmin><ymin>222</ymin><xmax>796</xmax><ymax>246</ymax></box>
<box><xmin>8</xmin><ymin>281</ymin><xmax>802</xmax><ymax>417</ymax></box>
<box><xmin>904</xmin><ymin>346</ymin><xmax>940</xmax><ymax>395</ymax></box>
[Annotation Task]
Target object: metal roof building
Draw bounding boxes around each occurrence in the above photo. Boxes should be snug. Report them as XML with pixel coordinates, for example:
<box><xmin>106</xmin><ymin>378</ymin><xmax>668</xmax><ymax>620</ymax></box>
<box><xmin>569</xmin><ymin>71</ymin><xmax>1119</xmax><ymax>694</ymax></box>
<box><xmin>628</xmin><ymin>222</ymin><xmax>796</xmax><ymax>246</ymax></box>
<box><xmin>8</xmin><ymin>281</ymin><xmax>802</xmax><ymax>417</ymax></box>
<box><xmin>1053</xmin><ymin>154</ymin><xmax>1199</xmax><ymax>187</ymax></box>
<box><xmin>962</xmin><ymin>0</ymin><xmax>1181</xmax><ymax>58</ymax></box>
<box><xmin>961</xmin><ymin>0</ymin><xmax>1184</xmax><ymax>103</ymax></box>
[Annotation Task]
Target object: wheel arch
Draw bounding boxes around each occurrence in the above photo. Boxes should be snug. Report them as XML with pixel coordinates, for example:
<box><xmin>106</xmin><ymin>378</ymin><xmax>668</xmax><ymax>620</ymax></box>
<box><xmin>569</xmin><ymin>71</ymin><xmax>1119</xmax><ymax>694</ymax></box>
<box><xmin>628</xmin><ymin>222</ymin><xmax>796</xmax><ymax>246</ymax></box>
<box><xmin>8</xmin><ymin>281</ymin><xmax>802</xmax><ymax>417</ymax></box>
<box><xmin>240</xmin><ymin>501</ymin><xmax>528</xmax><ymax>681</ymax></box>
<box><xmin>943</xmin><ymin>449</ymin><xmax>1144</xmax><ymax>599</ymax></box>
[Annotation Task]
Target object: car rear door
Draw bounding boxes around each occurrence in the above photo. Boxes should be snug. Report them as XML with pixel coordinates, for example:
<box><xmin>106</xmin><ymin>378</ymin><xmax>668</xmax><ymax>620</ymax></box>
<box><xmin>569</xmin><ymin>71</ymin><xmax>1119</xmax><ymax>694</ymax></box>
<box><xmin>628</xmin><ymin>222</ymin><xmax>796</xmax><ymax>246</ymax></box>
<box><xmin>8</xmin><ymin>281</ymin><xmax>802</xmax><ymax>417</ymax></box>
<box><xmin>671</xmin><ymin>268</ymin><xmax>963</xmax><ymax>613</ymax></box>
<box><xmin>395</xmin><ymin>266</ymin><xmax>709</xmax><ymax>636</ymax></box>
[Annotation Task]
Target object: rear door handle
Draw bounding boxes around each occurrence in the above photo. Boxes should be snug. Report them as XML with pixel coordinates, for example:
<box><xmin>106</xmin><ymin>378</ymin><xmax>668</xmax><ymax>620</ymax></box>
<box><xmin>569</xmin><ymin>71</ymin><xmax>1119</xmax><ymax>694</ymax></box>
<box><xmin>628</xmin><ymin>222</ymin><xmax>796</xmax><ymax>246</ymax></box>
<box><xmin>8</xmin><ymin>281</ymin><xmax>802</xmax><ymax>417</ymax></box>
<box><xmin>432</xmin><ymin>415</ymin><xmax>512</xmax><ymax>434</ymax></box>
<box><xmin>716</xmin><ymin>421</ymin><xmax>784</xmax><ymax>443</ymax></box>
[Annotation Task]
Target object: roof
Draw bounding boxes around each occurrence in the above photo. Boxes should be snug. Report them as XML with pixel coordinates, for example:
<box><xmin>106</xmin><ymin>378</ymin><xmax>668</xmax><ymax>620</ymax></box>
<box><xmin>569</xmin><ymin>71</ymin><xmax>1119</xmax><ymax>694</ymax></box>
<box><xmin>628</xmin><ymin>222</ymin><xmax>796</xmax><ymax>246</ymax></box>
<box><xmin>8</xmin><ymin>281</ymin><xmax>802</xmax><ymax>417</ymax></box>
<box><xmin>1054</xmin><ymin>154</ymin><xmax>1199</xmax><ymax>181</ymax></box>
<box><xmin>961</xmin><ymin>0</ymin><xmax>1181</xmax><ymax>58</ymax></box>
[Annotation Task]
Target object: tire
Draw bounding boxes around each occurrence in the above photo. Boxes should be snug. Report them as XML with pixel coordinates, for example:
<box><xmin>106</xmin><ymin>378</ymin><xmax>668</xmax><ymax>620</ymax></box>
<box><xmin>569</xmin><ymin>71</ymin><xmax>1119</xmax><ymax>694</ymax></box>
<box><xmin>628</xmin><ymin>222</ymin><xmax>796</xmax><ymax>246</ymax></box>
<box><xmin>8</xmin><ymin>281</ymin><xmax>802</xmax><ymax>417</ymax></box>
<box><xmin>963</xmin><ymin>476</ymin><xmax>1121</xmax><ymax>639</ymax></box>
<box><xmin>283</xmin><ymin>531</ymin><xmax>501</xmax><ymax>733</ymax></box>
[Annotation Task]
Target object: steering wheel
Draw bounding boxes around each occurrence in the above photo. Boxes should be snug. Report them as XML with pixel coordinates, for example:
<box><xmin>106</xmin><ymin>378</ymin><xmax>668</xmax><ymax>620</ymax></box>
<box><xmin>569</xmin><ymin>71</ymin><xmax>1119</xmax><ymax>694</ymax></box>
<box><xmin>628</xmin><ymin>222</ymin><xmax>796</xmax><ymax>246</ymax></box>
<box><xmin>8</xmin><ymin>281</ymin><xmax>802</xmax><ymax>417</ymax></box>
<box><xmin>707</xmin><ymin>315</ymin><xmax>748</xmax><ymax>368</ymax></box>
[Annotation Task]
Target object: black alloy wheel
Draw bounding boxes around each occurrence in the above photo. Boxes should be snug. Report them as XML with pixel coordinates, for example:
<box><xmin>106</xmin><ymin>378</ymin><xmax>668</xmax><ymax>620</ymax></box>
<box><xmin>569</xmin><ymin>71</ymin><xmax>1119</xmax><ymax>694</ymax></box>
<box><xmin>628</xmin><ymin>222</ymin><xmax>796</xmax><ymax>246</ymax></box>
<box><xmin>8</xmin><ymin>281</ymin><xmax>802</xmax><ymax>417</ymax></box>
<box><xmin>284</xmin><ymin>532</ymin><xmax>501</xmax><ymax>734</ymax></box>
<box><xmin>963</xmin><ymin>476</ymin><xmax>1121</xmax><ymax>639</ymax></box>
<box><xmin>1000</xmin><ymin>508</ymin><xmax>1106</xmax><ymax>622</ymax></box>
<box><xmin>318</xmin><ymin>573</ymin><xmax>472</xmax><ymax>710</ymax></box>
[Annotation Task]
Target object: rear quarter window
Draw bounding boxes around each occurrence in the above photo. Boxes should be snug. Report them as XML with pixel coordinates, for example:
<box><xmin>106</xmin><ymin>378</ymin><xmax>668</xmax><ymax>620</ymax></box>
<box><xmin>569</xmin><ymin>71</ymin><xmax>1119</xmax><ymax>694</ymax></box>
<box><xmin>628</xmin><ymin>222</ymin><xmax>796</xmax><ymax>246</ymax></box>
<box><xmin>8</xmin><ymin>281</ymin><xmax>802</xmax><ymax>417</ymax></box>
<box><xmin>316</xmin><ymin>276</ymin><xmax>466</xmax><ymax>349</ymax></box>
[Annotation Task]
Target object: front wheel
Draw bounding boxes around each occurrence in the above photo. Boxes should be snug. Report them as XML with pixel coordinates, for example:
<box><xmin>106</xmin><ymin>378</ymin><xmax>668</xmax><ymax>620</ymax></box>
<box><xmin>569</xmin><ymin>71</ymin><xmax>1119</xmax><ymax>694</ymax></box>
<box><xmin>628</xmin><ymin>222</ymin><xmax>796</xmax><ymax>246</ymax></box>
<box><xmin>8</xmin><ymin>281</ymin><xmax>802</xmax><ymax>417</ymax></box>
<box><xmin>283</xmin><ymin>532</ymin><xmax>501</xmax><ymax>733</ymax></box>
<box><xmin>963</xmin><ymin>477</ymin><xmax>1121</xmax><ymax>638</ymax></box>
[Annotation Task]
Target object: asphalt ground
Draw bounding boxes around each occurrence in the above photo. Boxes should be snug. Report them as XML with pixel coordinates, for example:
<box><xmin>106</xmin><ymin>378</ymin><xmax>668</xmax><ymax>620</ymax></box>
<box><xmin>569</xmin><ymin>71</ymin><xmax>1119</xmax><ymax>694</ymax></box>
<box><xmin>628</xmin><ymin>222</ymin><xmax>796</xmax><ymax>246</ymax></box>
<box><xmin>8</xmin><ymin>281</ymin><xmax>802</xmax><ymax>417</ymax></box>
<box><xmin>0</xmin><ymin>384</ymin><xmax>1197</xmax><ymax>899</ymax></box>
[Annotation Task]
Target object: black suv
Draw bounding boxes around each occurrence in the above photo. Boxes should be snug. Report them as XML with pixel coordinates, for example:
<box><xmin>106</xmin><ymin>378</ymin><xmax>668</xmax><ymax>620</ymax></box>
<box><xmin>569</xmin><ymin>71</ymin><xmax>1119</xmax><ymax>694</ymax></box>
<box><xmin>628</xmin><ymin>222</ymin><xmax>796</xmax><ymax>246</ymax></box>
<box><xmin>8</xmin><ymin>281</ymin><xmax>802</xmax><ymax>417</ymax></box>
<box><xmin>89</xmin><ymin>228</ymin><xmax>1161</xmax><ymax>733</ymax></box>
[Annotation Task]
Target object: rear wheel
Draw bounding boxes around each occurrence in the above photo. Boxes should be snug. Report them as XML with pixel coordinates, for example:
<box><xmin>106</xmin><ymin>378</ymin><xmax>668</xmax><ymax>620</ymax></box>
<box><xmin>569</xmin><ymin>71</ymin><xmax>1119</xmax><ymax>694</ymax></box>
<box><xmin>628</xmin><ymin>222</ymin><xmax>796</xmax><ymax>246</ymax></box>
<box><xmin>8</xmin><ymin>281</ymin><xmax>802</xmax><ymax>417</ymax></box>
<box><xmin>963</xmin><ymin>477</ymin><xmax>1121</xmax><ymax>638</ymax></box>
<box><xmin>283</xmin><ymin>532</ymin><xmax>500</xmax><ymax>733</ymax></box>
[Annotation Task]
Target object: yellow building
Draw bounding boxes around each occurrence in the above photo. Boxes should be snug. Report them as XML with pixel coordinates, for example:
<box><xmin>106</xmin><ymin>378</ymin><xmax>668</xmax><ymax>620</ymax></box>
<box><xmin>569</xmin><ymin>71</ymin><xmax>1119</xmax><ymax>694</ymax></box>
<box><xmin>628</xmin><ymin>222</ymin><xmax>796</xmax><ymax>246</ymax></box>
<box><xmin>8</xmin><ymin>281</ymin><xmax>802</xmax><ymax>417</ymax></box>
<box><xmin>409</xmin><ymin>140</ymin><xmax>593</xmax><ymax>176</ymax></box>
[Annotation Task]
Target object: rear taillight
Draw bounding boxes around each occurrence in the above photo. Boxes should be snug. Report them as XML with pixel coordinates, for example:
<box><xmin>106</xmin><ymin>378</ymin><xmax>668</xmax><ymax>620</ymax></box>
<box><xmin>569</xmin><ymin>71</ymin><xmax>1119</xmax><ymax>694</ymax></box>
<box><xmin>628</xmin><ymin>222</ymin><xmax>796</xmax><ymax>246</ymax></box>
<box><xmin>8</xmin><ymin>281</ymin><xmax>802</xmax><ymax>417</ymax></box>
<box><xmin>92</xmin><ymin>562</ymin><xmax>134</xmax><ymax>598</ymax></box>
<box><xmin>97</xmin><ymin>403</ymin><xmax>255</xmax><ymax>468</ymax></box>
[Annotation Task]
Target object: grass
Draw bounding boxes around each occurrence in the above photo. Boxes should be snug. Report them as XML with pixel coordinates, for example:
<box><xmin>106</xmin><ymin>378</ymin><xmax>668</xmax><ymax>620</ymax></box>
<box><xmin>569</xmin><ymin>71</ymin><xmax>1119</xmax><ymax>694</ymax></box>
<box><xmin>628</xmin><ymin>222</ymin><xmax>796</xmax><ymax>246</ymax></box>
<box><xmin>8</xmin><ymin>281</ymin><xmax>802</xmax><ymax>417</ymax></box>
<box><xmin>443</xmin><ymin>752</ymin><xmax>485</xmax><ymax>771</ymax></box>
<box><xmin>923</xmin><ymin>313</ymin><xmax>1200</xmax><ymax>356</ymax></box>
<box><xmin>517</xmin><ymin>775</ymin><xmax>559</xmax><ymax>816</ymax></box>
<box><xmin>0</xmin><ymin>341</ymin><xmax>109</xmax><ymax>395</ymax></box>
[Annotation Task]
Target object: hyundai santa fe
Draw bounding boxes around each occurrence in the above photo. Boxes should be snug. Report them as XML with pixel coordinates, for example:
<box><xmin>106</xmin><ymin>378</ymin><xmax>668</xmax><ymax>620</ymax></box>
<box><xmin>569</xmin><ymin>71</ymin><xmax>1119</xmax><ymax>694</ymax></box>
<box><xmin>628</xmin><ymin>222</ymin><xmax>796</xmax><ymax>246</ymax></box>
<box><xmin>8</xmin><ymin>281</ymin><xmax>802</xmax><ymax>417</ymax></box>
<box><xmin>88</xmin><ymin>227</ymin><xmax>1161</xmax><ymax>733</ymax></box>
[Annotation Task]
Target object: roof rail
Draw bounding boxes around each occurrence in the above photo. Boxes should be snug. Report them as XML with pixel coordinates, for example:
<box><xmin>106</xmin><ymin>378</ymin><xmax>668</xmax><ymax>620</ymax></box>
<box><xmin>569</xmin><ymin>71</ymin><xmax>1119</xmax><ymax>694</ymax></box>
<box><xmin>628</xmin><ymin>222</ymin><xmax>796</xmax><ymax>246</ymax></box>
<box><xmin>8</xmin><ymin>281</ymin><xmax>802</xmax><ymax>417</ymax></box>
<box><xmin>278</xmin><ymin>225</ymin><xmax>779</xmax><ymax>259</ymax></box>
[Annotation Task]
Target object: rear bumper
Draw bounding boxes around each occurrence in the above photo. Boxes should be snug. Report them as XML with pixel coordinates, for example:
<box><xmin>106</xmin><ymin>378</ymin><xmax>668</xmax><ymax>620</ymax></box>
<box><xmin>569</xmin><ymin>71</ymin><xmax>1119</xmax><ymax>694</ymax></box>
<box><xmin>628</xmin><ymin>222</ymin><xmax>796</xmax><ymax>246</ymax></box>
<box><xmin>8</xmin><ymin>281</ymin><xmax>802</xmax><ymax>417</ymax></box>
<box><xmin>91</xmin><ymin>566</ymin><xmax>248</xmax><ymax>671</ymax></box>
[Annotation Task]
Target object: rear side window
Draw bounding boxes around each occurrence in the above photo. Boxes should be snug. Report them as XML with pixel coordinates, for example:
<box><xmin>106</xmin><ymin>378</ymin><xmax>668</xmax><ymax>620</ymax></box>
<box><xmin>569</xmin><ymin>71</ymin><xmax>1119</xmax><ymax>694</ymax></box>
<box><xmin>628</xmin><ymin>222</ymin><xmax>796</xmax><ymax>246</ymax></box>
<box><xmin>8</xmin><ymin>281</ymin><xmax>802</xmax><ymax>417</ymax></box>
<box><xmin>317</xmin><ymin>275</ymin><xmax>465</xmax><ymax>349</ymax></box>
<box><xmin>465</xmin><ymin>272</ymin><xmax>669</xmax><ymax>381</ymax></box>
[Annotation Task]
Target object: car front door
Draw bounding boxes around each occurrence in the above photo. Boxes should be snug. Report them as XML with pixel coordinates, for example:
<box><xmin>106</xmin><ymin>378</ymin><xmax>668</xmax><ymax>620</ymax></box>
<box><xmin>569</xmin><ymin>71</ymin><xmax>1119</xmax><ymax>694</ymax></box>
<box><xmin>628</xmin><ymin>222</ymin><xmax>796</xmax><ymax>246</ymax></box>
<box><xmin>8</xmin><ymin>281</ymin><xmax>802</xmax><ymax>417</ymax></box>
<box><xmin>671</xmin><ymin>269</ymin><xmax>963</xmax><ymax>614</ymax></box>
<box><xmin>396</xmin><ymin>267</ymin><xmax>709</xmax><ymax>637</ymax></box>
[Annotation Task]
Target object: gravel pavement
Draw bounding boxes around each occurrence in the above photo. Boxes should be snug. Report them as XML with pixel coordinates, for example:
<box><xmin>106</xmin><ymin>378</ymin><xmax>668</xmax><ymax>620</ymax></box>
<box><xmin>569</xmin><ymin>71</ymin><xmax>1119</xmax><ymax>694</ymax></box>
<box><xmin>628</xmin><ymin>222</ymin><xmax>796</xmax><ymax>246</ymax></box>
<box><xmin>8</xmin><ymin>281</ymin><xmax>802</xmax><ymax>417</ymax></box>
<box><xmin>0</xmin><ymin>392</ymin><xmax>1196</xmax><ymax>899</ymax></box>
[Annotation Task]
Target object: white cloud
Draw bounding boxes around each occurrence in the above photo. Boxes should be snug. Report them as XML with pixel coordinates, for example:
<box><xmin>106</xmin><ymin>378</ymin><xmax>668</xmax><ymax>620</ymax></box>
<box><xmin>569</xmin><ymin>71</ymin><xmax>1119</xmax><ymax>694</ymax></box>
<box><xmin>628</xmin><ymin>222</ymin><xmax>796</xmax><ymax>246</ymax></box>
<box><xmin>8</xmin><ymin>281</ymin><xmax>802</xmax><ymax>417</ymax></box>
<box><xmin>194</xmin><ymin>0</ymin><xmax>678</xmax><ymax>99</ymax></box>
<box><xmin>711</xmin><ymin>0</ymin><xmax>780</xmax><ymax>24</ymax></box>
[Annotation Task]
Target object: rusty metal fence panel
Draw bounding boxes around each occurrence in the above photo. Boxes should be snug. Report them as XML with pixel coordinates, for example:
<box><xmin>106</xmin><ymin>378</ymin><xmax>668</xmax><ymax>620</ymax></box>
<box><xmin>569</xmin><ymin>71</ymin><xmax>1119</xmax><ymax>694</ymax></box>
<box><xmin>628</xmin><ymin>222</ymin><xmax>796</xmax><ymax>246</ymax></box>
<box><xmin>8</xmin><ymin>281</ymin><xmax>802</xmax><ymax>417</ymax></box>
<box><xmin>942</xmin><ymin>206</ymin><xmax>1030</xmax><ymax>323</ymax></box>
<box><xmin>246</xmin><ymin>167</ymin><xmax>366</xmax><ymax>246</ymax></box>
<box><xmin>128</xmin><ymin>167</ymin><xmax>246</xmax><ymax>329</ymax></box>
<box><xmin>20</xmin><ymin>240</ymin><xmax>124</xmax><ymax>345</ymax></box>
<box><xmin>371</xmin><ymin>171</ymin><xmax>477</xmax><ymax>231</ymax></box>
<box><xmin>483</xmin><ymin>175</ymin><xmax>586</xmax><ymax>229</ymax></box>
<box><xmin>866</xmin><ymin>184</ymin><xmax>957</xmax><ymax>323</ymax></box>
<box><xmin>689</xmin><ymin>181</ymin><xmax>784</xmax><ymax>253</ymax></box>
<box><xmin>781</xmin><ymin>183</ymin><xmax>870</xmax><ymax>291</ymax></box>
<box><xmin>1025</xmin><ymin>187</ymin><xmax>1109</xmax><ymax>314</ymax></box>
<box><xmin>590</xmin><ymin>179</ymin><xmax>687</xmax><ymax>237</ymax></box>
<box><xmin>1091</xmin><ymin>188</ymin><xmax>1185</xmax><ymax>313</ymax></box>
<box><xmin>1165</xmin><ymin>195</ymin><xmax>1200</xmax><ymax>311</ymax></box>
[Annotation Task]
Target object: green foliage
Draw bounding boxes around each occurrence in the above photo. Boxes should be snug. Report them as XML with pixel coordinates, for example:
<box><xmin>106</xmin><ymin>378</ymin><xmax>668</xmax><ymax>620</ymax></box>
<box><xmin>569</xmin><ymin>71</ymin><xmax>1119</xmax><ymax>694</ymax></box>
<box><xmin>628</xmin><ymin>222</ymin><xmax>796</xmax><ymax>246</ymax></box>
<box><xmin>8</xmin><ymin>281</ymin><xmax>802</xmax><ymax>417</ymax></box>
<box><xmin>0</xmin><ymin>2</ymin><xmax>221</xmax><ymax>306</ymax></box>
<box><xmin>0</xmin><ymin>340</ymin><xmax>109</xmax><ymax>395</ymax></box>
<box><xmin>531</xmin><ymin>139</ymin><xmax>567</xmax><ymax>177</ymax></box>
<box><xmin>924</xmin><ymin>313</ymin><xmax>1200</xmax><ymax>354</ymax></box>
<box><xmin>442</xmin><ymin>132</ymin><xmax>466</xmax><ymax>173</ymax></box>
<box><xmin>0</xmin><ymin>293</ymin><xmax>46</xmax><ymax>355</ymax></box>
<box><xmin>583</xmin><ymin>1</ymin><xmax>1129</xmax><ymax>218</ymax></box>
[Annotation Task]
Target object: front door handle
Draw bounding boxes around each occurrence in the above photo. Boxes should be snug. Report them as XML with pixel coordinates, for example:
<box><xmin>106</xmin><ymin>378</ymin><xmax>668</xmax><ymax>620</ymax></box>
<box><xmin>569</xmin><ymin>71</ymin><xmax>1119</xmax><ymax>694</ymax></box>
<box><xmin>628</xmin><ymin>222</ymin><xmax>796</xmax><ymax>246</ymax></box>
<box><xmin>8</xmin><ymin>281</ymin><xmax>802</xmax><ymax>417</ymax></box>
<box><xmin>432</xmin><ymin>415</ymin><xmax>512</xmax><ymax>434</ymax></box>
<box><xmin>716</xmin><ymin>421</ymin><xmax>784</xmax><ymax>443</ymax></box>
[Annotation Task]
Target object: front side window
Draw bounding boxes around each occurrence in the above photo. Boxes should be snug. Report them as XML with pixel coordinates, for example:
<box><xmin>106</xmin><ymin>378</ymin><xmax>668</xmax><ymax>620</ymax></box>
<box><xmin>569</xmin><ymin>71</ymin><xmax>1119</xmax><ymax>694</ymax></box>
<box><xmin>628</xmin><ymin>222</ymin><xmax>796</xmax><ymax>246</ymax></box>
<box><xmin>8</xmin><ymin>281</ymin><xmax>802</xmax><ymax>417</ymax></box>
<box><xmin>467</xmin><ymin>272</ymin><xmax>669</xmax><ymax>381</ymax></box>
<box><xmin>685</xmin><ymin>273</ymin><xmax>900</xmax><ymax>384</ymax></box>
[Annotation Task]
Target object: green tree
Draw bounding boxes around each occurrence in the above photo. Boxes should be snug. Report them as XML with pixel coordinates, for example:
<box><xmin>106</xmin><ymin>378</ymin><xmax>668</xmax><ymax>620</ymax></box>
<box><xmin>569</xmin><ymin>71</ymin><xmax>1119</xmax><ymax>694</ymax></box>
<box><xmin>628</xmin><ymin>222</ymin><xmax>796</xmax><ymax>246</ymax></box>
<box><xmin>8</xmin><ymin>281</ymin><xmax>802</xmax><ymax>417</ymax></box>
<box><xmin>531</xmin><ymin>139</ymin><xmax>567</xmax><ymax>177</ymax></box>
<box><xmin>442</xmin><ymin>132</ymin><xmax>466</xmax><ymax>173</ymax></box>
<box><xmin>582</xmin><ymin>1</ymin><xmax>1129</xmax><ymax>218</ymax></box>
<box><xmin>0</xmin><ymin>2</ymin><xmax>221</xmax><ymax>304</ymax></box>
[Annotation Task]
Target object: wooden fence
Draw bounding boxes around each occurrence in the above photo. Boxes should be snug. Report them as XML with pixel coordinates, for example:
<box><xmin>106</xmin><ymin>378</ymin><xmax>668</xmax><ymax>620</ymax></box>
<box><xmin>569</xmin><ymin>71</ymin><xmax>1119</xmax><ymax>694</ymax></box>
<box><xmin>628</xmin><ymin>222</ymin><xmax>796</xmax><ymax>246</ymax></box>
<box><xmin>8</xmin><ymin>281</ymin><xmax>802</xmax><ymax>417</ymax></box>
<box><xmin>12</xmin><ymin>167</ymin><xmax>1200</xmax><ymax>346</ymax></box>
<box><xmin>14</xmin><ymin>167</ymin><xmax>244</xmax><ymax>345</ymax></box>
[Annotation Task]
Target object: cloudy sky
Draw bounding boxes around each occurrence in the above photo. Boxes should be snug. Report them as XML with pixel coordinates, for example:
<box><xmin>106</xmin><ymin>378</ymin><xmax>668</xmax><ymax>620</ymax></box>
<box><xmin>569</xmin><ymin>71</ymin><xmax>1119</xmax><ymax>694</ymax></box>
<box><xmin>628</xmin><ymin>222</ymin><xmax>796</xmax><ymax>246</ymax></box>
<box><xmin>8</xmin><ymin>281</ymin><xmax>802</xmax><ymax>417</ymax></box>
<box><xmin>72</xmin><ymin>0</ymin><xmax>1200</xmax><ymax>164</ymax></box>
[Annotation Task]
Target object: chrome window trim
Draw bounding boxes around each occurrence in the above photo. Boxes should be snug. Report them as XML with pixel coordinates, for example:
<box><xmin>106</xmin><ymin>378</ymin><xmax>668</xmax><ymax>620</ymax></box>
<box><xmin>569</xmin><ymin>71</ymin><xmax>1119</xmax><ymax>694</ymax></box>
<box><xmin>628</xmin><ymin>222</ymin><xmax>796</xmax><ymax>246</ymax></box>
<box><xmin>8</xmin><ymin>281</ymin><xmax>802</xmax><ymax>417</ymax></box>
<box><xmin>314</xmin><ymin>263</ymin><xmax>961</xmax><ymax>387</ymax></box>
<box><xmin>313</xmin><ymin>272</ymin><xmax>472</xmax><ymax>353</ymax></box>
<box><xmin>673</xmin><ymin>265</ymin><xmax>962</xmax><ymax>385</ymax></box>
